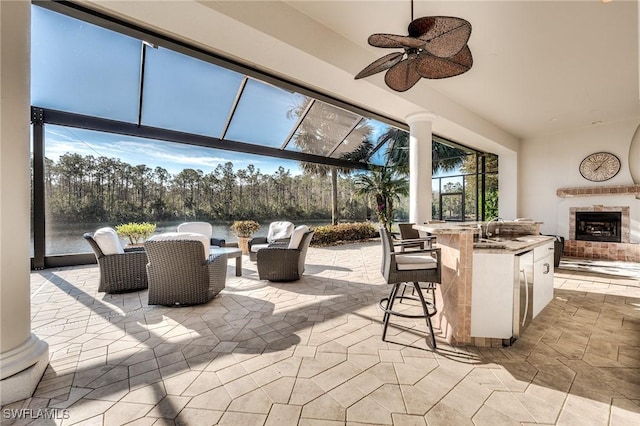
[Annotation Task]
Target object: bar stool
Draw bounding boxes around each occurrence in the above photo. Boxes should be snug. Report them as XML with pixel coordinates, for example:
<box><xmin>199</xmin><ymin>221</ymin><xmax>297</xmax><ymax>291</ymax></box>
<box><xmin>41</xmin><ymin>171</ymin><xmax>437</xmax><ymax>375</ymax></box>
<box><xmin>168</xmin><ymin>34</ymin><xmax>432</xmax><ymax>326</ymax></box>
<box><xmin>378</xmin><ymin>226</ymin><xmax>442</xmax><ymax>349</ymax></box>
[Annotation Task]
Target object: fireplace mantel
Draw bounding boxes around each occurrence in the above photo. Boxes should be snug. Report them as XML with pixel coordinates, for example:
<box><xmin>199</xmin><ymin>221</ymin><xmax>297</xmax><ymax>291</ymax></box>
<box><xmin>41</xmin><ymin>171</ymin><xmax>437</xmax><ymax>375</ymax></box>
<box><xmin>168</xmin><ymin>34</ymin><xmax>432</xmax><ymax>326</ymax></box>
<box><xmin>557</xmin><ymin>184</ymin><xmax>640</xmax><ymax>198</ymax></box>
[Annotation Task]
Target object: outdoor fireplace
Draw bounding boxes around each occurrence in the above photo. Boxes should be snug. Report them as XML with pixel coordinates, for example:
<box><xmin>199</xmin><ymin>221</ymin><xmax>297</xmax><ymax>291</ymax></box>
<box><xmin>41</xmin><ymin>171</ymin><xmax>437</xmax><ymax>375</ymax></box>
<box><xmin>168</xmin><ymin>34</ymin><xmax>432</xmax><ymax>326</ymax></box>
<box><xmin>575</xmin><ymin>211</ymin><xmax>621</xmax><ymax>243</ymax></box>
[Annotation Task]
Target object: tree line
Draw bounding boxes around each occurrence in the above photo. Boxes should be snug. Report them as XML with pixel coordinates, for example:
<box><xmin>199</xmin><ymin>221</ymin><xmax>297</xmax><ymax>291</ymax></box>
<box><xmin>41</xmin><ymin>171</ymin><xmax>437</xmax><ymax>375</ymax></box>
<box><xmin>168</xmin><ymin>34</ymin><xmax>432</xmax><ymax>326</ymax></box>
<box><xmin>42</xmin><ymin>153</ymin><xmax>377</xmax><ymax>224</ymax></box>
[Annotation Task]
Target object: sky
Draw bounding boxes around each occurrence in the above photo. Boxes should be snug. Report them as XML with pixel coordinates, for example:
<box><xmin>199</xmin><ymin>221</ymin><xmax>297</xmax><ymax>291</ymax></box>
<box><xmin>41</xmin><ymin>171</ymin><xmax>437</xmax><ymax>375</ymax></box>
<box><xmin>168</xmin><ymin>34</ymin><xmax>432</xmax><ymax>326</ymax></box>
<box><xmin>44</xmin><ymin>125</ymin><xmax>302</xmax><ymax>176</ymax></box>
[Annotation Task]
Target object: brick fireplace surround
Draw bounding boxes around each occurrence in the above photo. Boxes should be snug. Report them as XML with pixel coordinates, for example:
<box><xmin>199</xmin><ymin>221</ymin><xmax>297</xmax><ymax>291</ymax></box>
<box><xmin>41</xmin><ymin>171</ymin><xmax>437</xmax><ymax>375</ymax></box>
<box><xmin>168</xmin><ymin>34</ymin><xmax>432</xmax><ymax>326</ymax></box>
<box><xmin>557</xmin><ymin>185</ymin><xmax>639</xmax><ymax>262</ymax></box>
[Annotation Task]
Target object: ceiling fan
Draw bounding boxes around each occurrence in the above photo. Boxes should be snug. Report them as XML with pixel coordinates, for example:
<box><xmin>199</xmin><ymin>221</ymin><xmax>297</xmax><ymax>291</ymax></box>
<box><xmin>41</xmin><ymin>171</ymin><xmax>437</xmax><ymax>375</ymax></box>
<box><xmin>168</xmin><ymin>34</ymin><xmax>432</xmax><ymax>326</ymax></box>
<box><xmin>355</xmin><ymin>1</ymin><xmax>473</xmax><ymax>92</ymax></box>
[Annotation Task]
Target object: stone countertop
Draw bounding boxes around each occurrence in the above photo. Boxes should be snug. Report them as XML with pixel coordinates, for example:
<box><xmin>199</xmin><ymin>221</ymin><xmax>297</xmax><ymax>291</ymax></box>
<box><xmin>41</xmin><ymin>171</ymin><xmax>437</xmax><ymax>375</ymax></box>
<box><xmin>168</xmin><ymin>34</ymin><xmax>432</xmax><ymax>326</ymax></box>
<box><xmin>413</xmin><ymin>222</ymin><xmax>553</xmax><ymax>255</ymax></box>
<box><xmin>414</xmin><ymin>221</ymin><xmax>543</xmax><ymax>235</ymax></box>
<box><xmin>470</xmin><ymin>235</ymin><xmax>555</xmax><ymax>254</ymax></box>
<box><xmin>414</xmin><ymin>222</ymin><xmax>481</xmax><ymax>234</ymax></box>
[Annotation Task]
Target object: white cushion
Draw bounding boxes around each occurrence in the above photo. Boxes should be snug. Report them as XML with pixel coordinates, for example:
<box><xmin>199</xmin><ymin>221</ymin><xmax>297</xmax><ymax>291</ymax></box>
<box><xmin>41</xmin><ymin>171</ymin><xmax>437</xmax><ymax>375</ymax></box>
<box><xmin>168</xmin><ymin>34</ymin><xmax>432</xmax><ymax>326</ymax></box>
<box><xmin>93</xmin><ymin>227</ymin><xmax>124</xmax><ymax>255</ymax></box>
<box><xmin>288</xmin><ymin>225</ymin><xmax>310</xmax><ymax>249</ymax></box>
<box><xmin>395</xmin><ymin>253</ymin><xmax>438</xmax><ymax>271</ymax></box>
<box><xmin>250</xmin><ymin>243</ymin><xmax>269</xmax><ymax>253</ymax></box>
<box><xmin>267</xmin><ymin>221</ymin><xmax>294</xmax><ymax>243</ymax></box>
<box><xmin>147</xmin><ymin>232</ymin><xmax>210</xmax><ymax>259</ymax></box>
<box><xmin>177</xmin><ymin>222</ymin><xmax>212</xmax><ymax>237</ymax></box>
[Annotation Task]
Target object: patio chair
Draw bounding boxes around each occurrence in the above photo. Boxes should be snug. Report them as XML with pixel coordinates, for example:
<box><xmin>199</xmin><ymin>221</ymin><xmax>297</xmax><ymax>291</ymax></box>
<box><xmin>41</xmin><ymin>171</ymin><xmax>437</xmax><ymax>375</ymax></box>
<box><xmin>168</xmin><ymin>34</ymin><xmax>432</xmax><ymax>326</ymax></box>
<box><xmin>379</xmin><ymin>226</ymin><xmax>441</xmax><ymax>349</ymax></box>
<box><xmin>248</xmin><ymin>221</ymin><xmax>295</xmax><ymax>261</ymax></box>
<box><xmin>396</xmin><ymin>223</ymin><xmax>437</xmax><ymax>302</ymax></box>
<box><xmin>257</xmin><ymin>225</ymin><xmax>314</xmax><ymax>282</ymax></box>
<box><xmin>84</xmin><ymin>227</ymin><xmax>148</xmax><ymax>293</ymax></box>
<box><xmin>144</xmin><ymin>232</ymin><xmax>227</xmax><ymax>306</ymax></box>
<box><xmin>177</xmin><ymin>221</ymin><xmax>226</xmax><ymax>247</ymax></box>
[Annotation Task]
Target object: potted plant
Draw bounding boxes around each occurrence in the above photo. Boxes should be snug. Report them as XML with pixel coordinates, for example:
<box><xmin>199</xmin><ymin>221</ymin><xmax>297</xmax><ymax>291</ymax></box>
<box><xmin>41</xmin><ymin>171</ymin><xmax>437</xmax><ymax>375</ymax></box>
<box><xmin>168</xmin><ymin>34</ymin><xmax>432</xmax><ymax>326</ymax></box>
<box><xmin>115</xmin><ymin>222</ymin><xmax>157</xmax><ymax>247</ymax></box>
<box><xmin>230</xmin><ymin>220</ymin><xmax>260</xmax><ymax>255</ymax></box>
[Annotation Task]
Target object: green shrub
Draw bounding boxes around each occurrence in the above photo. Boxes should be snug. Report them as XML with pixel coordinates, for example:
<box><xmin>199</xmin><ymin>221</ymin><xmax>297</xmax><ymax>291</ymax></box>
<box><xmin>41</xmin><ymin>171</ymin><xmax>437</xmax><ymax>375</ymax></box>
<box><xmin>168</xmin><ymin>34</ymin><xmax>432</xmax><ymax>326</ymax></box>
<box><xmin>115</xmin><ymin>222</ymin><xmax>156</xmax><ymax>244</ymax></box>
<box><xmin>311</xmin><ymin>222</ymin><xmax>378</xmax><ymax>246</ymax></box>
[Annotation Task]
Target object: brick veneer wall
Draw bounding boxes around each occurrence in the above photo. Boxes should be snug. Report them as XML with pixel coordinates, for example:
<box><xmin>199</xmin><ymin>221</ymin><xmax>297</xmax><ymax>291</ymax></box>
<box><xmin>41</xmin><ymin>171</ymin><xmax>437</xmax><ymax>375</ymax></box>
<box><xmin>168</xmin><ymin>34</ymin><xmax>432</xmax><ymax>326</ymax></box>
<box><xmin>564</xmin><ymin>240</ymin><xmax>639</xmax><ymax>262</ymax></box>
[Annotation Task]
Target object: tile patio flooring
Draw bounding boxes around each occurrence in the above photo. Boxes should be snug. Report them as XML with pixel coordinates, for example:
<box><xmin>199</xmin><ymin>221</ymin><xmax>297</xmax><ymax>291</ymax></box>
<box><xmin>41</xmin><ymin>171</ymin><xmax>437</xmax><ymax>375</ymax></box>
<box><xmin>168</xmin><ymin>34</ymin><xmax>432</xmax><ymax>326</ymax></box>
<box><xmin>4</xmin><ymin>242</ymin><xmax>640</xmax><ymax>425</ymax></box>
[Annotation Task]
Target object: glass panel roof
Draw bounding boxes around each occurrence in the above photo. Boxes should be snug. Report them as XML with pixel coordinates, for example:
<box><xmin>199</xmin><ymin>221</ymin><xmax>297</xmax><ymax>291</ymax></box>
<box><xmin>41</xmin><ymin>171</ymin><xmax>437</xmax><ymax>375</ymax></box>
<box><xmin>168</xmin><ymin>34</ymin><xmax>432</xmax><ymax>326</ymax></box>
<box><xmin>225</xmin><ymin>79</ymin><xmax>310</xmax><ymax>148</ymax></box>
<box><xmin>31</xmin><ymin>3</ymin><xmax>414</xmax><ymax>170</ymax></box>
<box><xmin>141</xmin><ymin>46</ymin><xmax>244</xmax><ymax>137</ymax></box>
<box><xmin>287</xmin><ymin>102</ymin><xmax>361</xmax><ymax>156</ymax></box>
<box><xmin>31</xmin><ymin>6</ymin><xmax>141</xmax><ymax>122</ymax></box>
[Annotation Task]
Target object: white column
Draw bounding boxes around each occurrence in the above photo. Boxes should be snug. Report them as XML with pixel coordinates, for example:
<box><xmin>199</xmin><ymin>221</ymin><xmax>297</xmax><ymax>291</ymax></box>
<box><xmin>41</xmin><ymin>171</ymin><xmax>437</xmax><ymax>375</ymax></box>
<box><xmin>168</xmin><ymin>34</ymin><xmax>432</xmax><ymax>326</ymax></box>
<box><xmin>406</xmin><ymin>112</ymin><xmax>435</xmax><ymax>225</ymax></box>
<box><xmin>0</xmin><ymin>0</ymin><xmax>49</xmax><ymax>405</ymax></box>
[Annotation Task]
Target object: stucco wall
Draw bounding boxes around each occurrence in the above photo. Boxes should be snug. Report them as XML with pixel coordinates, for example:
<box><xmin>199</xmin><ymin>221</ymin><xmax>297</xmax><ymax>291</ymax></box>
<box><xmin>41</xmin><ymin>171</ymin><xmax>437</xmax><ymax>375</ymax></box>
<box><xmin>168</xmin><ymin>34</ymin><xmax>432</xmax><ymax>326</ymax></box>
<box><xmin>519</xmin><ymin>119</ymin><xmax>640</xmax><ymax>242</ymax></box>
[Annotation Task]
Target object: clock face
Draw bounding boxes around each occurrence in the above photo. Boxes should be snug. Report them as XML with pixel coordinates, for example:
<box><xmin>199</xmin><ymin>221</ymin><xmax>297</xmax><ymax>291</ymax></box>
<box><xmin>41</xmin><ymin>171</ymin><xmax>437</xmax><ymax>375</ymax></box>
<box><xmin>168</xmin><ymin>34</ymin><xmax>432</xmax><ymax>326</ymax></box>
<box><xmin>579</xmin><ymin>152</ymin><xmax>621</xmax><ymax>182</ymax></box>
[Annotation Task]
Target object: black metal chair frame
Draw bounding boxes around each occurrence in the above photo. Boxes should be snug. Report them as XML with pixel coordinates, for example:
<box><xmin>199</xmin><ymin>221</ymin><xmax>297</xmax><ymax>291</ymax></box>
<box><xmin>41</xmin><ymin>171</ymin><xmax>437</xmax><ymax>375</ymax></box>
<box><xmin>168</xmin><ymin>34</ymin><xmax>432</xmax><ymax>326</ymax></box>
<box><xmin>379</xmin><ymin>226</ymin><xmax>441</xmax><ymax>349</ymax></box>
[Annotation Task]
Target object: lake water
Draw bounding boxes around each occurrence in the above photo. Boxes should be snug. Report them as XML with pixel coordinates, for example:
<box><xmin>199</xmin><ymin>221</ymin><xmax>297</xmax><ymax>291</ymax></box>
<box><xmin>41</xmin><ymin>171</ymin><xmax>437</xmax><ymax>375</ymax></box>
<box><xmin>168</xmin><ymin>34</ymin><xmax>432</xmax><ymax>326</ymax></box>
<box><xmin>40</xmin><ymin>220</ymin><xmax>332</xmax><ymax>256</ymax></box>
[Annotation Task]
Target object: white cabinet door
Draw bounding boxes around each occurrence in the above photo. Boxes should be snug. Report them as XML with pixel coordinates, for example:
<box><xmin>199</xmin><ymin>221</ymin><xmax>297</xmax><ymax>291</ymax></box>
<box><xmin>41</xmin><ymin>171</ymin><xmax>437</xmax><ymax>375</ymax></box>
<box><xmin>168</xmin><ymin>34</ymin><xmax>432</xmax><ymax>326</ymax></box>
<box><xmin>533</xmin><ymin>253</ymin><xmax>554</xmax><ymax>318</ymax></box>
<box><xmin>471</xmin><ymin>253</ymin><xmax>516</xmax><ymax>338</ymax></box>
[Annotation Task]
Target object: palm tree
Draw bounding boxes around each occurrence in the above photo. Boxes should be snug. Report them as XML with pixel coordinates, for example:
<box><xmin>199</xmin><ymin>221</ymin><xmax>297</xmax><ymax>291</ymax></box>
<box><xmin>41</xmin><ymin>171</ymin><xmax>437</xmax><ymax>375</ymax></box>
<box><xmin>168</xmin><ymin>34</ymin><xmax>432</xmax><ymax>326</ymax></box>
<box><xmin>353</xmin><ymin>166</ymin><xmax>409</xmax><ymax>232</ymax></box>
<box><xmin>379</xmin><ymin>127</ymin><xmax>467</xmax><ymax>175</ymax></box>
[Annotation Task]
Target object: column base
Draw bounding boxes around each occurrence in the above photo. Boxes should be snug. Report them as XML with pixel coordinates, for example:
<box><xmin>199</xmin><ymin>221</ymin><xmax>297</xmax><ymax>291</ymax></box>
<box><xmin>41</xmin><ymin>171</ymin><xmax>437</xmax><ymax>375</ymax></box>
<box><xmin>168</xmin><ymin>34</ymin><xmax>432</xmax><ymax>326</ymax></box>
<box><xmin>0</xmin><ymin>334</ymin><xmax>49</xmax><ymax>405</ymax></box>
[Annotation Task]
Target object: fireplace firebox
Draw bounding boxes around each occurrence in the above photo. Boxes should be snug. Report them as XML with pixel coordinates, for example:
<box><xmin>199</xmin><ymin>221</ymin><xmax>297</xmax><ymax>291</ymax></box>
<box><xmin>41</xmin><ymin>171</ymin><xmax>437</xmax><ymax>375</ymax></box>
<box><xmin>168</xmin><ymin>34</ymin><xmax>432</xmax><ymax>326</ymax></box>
<box><xmin>575</xmin><ymin>211</ymin><xmax>621</xmax><ymax>242</ymax></box>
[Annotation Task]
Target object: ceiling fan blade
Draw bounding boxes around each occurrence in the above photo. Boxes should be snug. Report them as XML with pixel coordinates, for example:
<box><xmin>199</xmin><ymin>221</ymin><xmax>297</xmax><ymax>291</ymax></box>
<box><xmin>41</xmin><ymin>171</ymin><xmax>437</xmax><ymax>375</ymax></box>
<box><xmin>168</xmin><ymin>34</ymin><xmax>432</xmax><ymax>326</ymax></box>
<box><xmin>409</xmin><ymin>16</ymin><xmax>472</xmax><ymax>58</ymax></box>
<box><xmin>415</xmin><ymin>45</ymin><xmax>473</xmax><ymax>79</ymax></box>
<box><xmin>384</xmin><ymin>59</ymin><xmax>422</xmax><ymax>92</ymax></box>
<box><xmin>368</xmin><ymin>33</ymin><xmax>426</xmax><ymax>49</ymax></box>
<box><xmin>355</xmin><ymin>52</ymin><xmax>404</xmax><ymax>79</ymax></box>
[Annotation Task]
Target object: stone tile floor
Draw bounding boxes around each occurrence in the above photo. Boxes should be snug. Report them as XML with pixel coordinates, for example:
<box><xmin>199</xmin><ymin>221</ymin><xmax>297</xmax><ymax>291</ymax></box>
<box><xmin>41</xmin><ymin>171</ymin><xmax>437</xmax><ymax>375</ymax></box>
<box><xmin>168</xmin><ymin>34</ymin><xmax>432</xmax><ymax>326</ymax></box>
<box><xmin>3</xmin><ymin>241</ymin><xmax>640</xmax><ymax>425</ymax></box>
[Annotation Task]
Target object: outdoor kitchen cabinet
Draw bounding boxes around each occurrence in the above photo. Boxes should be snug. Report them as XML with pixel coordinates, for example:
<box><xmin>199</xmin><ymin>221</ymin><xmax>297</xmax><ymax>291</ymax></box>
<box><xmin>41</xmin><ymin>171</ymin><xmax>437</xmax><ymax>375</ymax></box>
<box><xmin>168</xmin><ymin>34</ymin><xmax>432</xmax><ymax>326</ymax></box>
<box><xmin>532</xmin><ymin>241</ymin><xmax>555</xmax><ymax>318</ymax></box>
<box><xmin>471</xmin><ymin>252</ymin><xmax>515</xmax><ymax>339</ymax></box>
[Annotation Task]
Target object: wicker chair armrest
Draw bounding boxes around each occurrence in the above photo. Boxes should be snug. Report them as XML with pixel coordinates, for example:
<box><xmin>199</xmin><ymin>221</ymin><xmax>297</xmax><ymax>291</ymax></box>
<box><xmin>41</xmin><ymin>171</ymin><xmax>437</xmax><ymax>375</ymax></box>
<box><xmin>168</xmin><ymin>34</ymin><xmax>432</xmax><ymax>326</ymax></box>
<box><xmin>124</xmin><ymin>246</ymin><xmax>145</xmax><ymax>253</ymax></box>
<box><xmin>98</xmin><ymin>250</ymin><xmax>148</xmax><ymax>292</ymax></box>
<box><xmin>248</xmin><ymin>236</ymin><xmax>268</xmax><ymax>247</ymax></box>
<box><xmin>257</xmin><ymin>247</ymin><xmax>300</xmax><ymax>264</ymax></box>
<box><xmin>102</xmin><ymin>249</ymin><xmax>148</xmax><ymax>264</ymax></box>
<box><xmin>207</xmin><ymin>253</ymin><xmax>227</xmax><ymax>297</ymax></box>
<box><xmin>267</xmin><ymin>240</ymin><xmax>289</xmax><ymax>248</ymax></box>
<box><xmin>211</xmin><ymin>238</ymin><xmax>226</xmax><ymax>247</ymax></box>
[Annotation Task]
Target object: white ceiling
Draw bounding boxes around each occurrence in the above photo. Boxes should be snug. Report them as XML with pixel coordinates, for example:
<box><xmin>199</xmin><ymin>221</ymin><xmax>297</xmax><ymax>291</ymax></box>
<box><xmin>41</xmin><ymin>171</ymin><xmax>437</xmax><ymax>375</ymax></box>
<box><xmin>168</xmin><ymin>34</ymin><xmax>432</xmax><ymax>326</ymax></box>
<box><xmin>89</xmin><ymin>0</ymin><xmax>640</xmax><ymax>146</ymax></box>
<box><xmin>282</xmin><ymin>0</ymin><xmax>639</xmax><ymax>139</ymax></box>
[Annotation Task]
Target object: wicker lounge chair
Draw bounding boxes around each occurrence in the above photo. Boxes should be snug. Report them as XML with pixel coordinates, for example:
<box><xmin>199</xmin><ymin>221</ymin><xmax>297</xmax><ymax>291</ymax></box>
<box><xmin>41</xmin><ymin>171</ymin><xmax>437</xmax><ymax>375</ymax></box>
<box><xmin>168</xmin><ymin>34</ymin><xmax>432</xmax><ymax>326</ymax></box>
<box><xmin>144</xmin><ymin>232</ymin><xmax>227</xmax><ymax>306</ymax></box>
<box><xmin>257</xmin><ymin>225</ymin><xmax>314</xmax><ymax>282</ymax></box>
<box><xmin>177</xmin><ymin>221</ymin><xmax>226</xmax><ymax>247</ymax></box>
<box><xmin>84</xmin><ymin>228</ymin><xmax>148</xmax><ymax>293</ymax></box>
<box><xmin>248</xmin><ymin>221</ymin><xmax>295</xmax><ymax>261</ymax></box>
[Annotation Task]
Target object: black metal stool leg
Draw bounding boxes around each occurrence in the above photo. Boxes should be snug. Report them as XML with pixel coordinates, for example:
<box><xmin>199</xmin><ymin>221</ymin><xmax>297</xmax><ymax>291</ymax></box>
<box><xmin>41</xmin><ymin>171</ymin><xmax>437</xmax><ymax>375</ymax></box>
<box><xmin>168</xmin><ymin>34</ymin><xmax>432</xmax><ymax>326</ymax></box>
<box><xmin>382</xmin><ymin>283</ymin><xmax>400</xmax><ymax>341</ymax></box>
<box><xmin>398</xmin><ymin>284</ymin><xmax>407</xmax><ymax>304</ymax></box>
<box><xmin>427</xmin><ymin>282</ymin><xmax>437</xmax><ymax>308</ymax></box>
<box><xmin>413</xmin><ymin>281</ymin><xmax>437</xmax><ymax>349</ymax></box>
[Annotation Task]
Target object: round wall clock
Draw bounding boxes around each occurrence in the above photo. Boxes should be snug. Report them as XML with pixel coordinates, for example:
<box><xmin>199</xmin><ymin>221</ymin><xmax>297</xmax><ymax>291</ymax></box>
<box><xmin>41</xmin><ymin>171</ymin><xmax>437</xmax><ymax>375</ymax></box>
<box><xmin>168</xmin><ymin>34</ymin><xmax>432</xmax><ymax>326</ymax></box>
<box><xmin>579</xmin><ymin>152</ymin><xmax>621</xmax><ymax>182</ymax></box>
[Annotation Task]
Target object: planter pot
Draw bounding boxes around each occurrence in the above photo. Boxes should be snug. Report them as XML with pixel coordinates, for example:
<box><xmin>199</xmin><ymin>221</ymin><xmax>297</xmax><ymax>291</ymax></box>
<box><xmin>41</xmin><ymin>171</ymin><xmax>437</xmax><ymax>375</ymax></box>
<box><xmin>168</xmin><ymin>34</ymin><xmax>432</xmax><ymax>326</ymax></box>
<box><xmin>237</xmin><ymin>237</ymin><xmax>250</xmax><ymax>255</ymax></box>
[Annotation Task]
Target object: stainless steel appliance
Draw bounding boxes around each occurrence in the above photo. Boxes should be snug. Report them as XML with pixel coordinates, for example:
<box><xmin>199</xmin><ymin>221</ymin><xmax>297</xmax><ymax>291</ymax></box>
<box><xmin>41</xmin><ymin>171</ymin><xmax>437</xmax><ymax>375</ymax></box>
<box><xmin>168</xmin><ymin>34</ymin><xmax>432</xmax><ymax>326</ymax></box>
<box><xmin>512</xmin><ymin>250</ymin><xmax>534</xmax><ymax>342</ymax></box>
